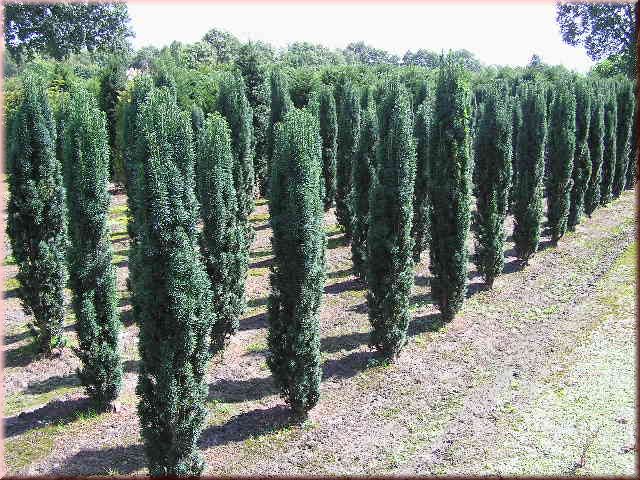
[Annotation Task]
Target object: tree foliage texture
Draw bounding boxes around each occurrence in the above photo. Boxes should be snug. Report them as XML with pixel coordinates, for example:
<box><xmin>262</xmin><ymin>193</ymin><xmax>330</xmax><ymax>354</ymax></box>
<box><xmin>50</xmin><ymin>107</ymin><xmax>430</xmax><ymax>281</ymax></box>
<box><xmin>546</xmin><ymin>80</ymin><xmax>576</xmax><ymax>243</ymax></box>
<box><xmin>318</xmin><ymin>85</ymin><xmax>338</xmax><ymax>210</ymax></box>
<box><xmin>63</xmin><ymin>87</ymin><xmax>122</xmax><ymax>409</ymax></box>
<box><xmin>196</xmin><ymin>113</ymin><xmax>247</xmax><ymax>354</ymax></box>
<box><xmin>473</xmin><ymin>83</ymin><xmax>513</xmax><ymax>287</ymax></box>
<box><xmin>612</xmin><ymin>78</ymin><xmax>635</xmax><ymax>198</ymax></box>
<box><xmin>6</xmin><ymin>75</ymin><xmax>67</xmax><ymax>354</ymax></box>
<box><xmin>627</xmin><ymin>104</ymin><xmax>637</xmax><ymax>189</ymax></box>
<box><xmin>411</xmin><ymin>96</ymin><xmax>433</xmax><ymax>263</ymax></box>
<box><xmin>584</xmin><ymin>87</ymin><xmax>605</xmax><ymax>216</ymax></box>
<box><xmin>600</xmin><ymin>88</ymin><xmax>618</xmax><ymax>205</ymax></box>
<box><xmin>132</xmin><ymin>88</ymin><xmax>213</xmax><ymax>475</ymax></box>
<box><xmin>513</xmin><ymin>83</ymin><xmax>547</xmax><ymax>263</ymax></box>
<box><xmin>367</xmin><ymin>83</ymin><xmax>416</xmax><ymax>358</ymax></box>
<box><xmin>267</xmin><ymin>69</ymin><xmax>293</xmax><ymax>193</ymax></box>
<box><xmin>267</xmin><ymin>109</ymin><xmax>325</xmax><ymax>415</ymax></box>
<box><xmin>428</xmin><ymin>62</ymin><xmax>472</xmax><ymax>321</ymax></box>
<box><xmin>99</xmin><ymin>56</ymin><xmax>127</xmax><ymax>183</ymax></box>
<box><xmin>335</xmin><ymin>82</ymin><xmax>361</xmax><ymax>241</ymax></box>
<box><xmin>568</xmin><ymin>80</ymin><xmax>592</xmax><ymax>230</ymax></box>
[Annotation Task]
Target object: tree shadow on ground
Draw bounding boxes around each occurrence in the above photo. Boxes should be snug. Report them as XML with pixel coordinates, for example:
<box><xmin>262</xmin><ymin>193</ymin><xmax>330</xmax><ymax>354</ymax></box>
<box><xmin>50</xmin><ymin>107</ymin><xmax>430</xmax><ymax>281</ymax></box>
<box><xmin>123</xmin><ymin>359</ymin><xmax>139</xmax><ymax>374</ymax></box>
<box><xmin>3</xmin><ymin>329</ymin><xmax>31</xmax><ymax>345</ymax></box>
<box><xmin>52</xmin><ymin>443</ymin><xmax>145</xmax><ymax>476</ymax></box>
<box><xmin>3</xmin><ymin>287</ymin><xmax>20</xmax><ymax>300</ymax></box>
<box><xmin>327</xmin><ymin>235</ymin><xmax>348</xmax><ymax>249</ymax></box>
<box><xmin>4</xmin><ymin>397</ymin><xmax>91</xmax><ymax>439</ymax></box>
<box><xmin>320</xmin><ymin>331</ymin><xmax>368</xmax><ymax>354</ymax></box>
<box><xmin>25</xmin><ymin>373</ymin><xmax>80</xmax><ymax>395</ymax></box>
<box><xmin>326</xmin><ymin>267</ymin><xmax>352</xmax><ymax>280</ymax></box>
<box><xmin>238</xmin><ymin>312</ymin><xmax>267</xmax><ymax>332</ymax></box>
<box><xmin>253</xmin><ymin>223</ymin><xmax>270</xmax><ymax>232</ymax></box>
<box><xmin>249</xmin><ymin>258</ymin><xmax>272</xmax><ymax>269</ymax></box>
<box><xmin>4</xmin><ymin>341</ymin><xmax>39</xmax><ymax>368</ymax></box>
<box><xmin>207</xmin><ymin>376</ymin><xmax>277</xmax><ymax>404</ymax></box>
<box><xmin>247</xmin><ymin>297</ymin><xmax>267</xmax><ymax>309</ymax></box>
<box><xmin>324</xmin><ymin>278</ymin><xmax>364</xmax><ymax>295</ymax></box>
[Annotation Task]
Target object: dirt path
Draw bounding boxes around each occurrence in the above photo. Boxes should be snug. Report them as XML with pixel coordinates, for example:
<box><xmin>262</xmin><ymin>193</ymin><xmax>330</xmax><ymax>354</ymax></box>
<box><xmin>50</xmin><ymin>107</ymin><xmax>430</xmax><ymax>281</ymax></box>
<box><xmin>3</xmin><ymin>189</ymin><xmax>636</xmax><ymax>476</ymax></box>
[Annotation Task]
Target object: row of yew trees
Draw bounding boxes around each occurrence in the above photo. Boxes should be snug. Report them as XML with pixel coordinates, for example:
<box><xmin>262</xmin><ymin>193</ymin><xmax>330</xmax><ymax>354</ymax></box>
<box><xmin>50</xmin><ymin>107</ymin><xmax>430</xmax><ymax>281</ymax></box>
<box><xmin>5</xmin><ymin>60</ymin><xmax>635</xmax><ymax>474</ymax></box>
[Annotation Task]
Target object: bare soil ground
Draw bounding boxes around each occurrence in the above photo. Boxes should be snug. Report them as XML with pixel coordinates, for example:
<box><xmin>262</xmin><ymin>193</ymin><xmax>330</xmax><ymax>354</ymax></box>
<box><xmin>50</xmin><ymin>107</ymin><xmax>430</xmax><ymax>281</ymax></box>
<box><xmin>2</xmin><ymin>187</ymin><xmax>636</xmax><ymax>476</ymax></box>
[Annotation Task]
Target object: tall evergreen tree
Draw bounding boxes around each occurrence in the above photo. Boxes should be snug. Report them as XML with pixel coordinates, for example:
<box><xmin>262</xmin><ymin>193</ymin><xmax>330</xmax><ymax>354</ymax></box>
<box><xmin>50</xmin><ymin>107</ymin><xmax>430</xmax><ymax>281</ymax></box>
<box><xmin>411</xmin><ymin>97</ymin><xmax>433</xmax><ymax>263</ymax></box>
<box><xmin>626</xmin><ymin>104</ymin><xmax>637</xmax><ymax>189</ymax></box>
<box><xmin>216</xmin><ymin>72</ymin><xmax>255</xmax><ymax>221</ymax></box>
<box><xmin>584</xmin><ymin>87</ymin><xmax>605</xmax><ymax>216</ymax></box>
<box><xmin>428</xmin><ymin>62</ymin><xmax>472</xmax><ymax>321</ymax></box>
<box><xmin>350</xmin><ymin>92</ymin><xmax>379</xmax><ymax>281</ymax></box>
<box><xmin>268</xmin><ymin>108</ymin><xmax>325</xmax><ymax>415</ymax></box>
<box><xmin>335</xmin><ymin>82</ymin><xmax>360</xmax><ymax>241</ymax></box>
<box><xmin>612</xmin><ymin>79</ymin><xmax>635</xmax><ymax>197</ymax></box>
<box><xmin>568</xmin><ymin>80</ymin><xmax>592</xmax><ymax>230</ymax></box>
<box><xmin>6</xmin><ymin>75</ymin><xmax>67</xmax><ymax>354</ymax></box>
<box><xmin>547</xmin><ymin>80</ymin><xmax>576</xmax><ymax>243</ymax></box>
<box><xmin>513</xmin><ymin>83</ymin><xmax>547</xmax><ymax>263</ymax></box>
<box><xmin>508</xmin><ymin>91</ymin><xmax>523</xmax><ymax>212</ymax></box>
<box><xmin>63</xmin><ymin>88</ymin><xmax>122</xmax><ymax>410</ymax></box>
<box><xmin>600</xmin><ymin>87</ymin><xmax>618</xmax><ymax>205</ymax></box>
<box><xmin>196</xmin><ymin>113</ymin><xmax>247</xmax><ymax>354</ymax></box>
<box><xmin>190</xmin><ymin>104</ymin><xmax>204</xmax><ymax>136</ymax></box>
<box><xmin>473</xmin><ymin>83</ymin><xmax>513</xmax><ymax>287</ymax></box>
<box><xmin>132</xmin><ymin>88</ymin><xmax>213</xmax><ymax>475</ymax></box>
<box><xmin>98</xmin><ymin>56</ymin><xmax>127</xmax><ymax>183</ymax></box>
<box><xmin>266</xmin><ymin>69</ymin><xmax>292</xmax><ymax>193</ymax></box>
<box><xmin>367</xmin><ymin>83</ymin><xmax>416</xmax><ymax>358</ymax></box>
<box><xmin>318</xmin><ymin>85</ymin><xmax>338</xmax><ymax>210</ymax></box>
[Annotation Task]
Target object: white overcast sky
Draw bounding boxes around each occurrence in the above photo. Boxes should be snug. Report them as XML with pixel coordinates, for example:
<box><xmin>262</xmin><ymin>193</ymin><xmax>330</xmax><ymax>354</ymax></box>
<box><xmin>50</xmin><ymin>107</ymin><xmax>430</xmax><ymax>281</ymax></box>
<box><xmin>127</xmin><ymin>1</ymin><xmax>594</xmax><ymax>72</ymax></box>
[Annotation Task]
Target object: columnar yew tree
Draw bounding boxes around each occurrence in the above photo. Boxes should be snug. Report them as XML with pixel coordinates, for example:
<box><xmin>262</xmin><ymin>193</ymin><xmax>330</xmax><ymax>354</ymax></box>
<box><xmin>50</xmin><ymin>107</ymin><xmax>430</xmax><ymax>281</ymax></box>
<box><xmin>98</xmin><ymin>56</ymin><xmax>127</xmax><ymax>183</ymax></box>
<box><xmin>600</xmin><ymin>88</ymin><xmax>618</xmax><ymax>205</ymax></box>
<box><xmin>63</xmin><ymin>88</ymin><xmax>122</xmax><ymax>410</ymax></box>
<box><xmin>196</xmin><ymin>113</ymin><xmax>247</xmax><ymax>354</ymax></box>
<box><xmin>411</xmin><ymin>97</ymin><xmax>432</xmax><ymax>263</ymax></box>
<box><xmin>351</xmin><ymin>93</ymin><xmax>378</xmax><ymax>281</ymax></box>
<box><xmin>191</xmin><ymin>104</ymin><xmax>204</xmax><ymax>136</ymax></box>
<box><xmin>428</xmin><ymin>62</ymin><xmax>472</xmax><ymax>321</ymax></box>
<box><xmin>268</xmin><ymin>108</ymin><xmax>325</xmax><ymax>415</ymax></box>
<box><xmin>217</xmin><ymin>72</ymin><xmax>255</xmax><ymax>222</ymax></box>
<box><xmin>267</xmin><ymin>69</ymin><xmax>292</xmax><ymax>193</ymax></box>
<box><xmin>613</xmin><ymin>79</ymin><xmax>635</xmax><ymax>197</ymax></box>
<box><xmin>7</xmin><ymin>75</ymin><xmax>67</xmax><ymax>354</ymax></box>
<box><xmin>318</xmin><ymin>85</ymin><xmax>338</xmax><ymax>210</ymax></box>
<box><xmin>513</xmin><ymin>83</ymin><xmax>547</xmax><ymax>263</ymax></box>
<box><xmin>336</xmin><ymin>82</ymin><xmax>360</xmax><ymax>241</ymax></box>
<box><xmin>547</xmin><ymin>80</ymin><xmax>576</xmax><ymax>243</ymax></box>
<box><xmin>584</xmin><ymin>88</ymin><xmax>605</xmax><ymax>216</ymax></box>
<box><xmin>627</xmin><ymin>105</ymin><xmax>637</xmax><ymax>189</ymax></box>
<box><xmin>473</xmin><ymin>83</ymin><xmax>512</xmax><ymax>287</ymax></box>
<box><xmin>367</xmin><ymin>83</ymin><xmax>416</xmax><ymax>358</ymax></box>
<box><xmin>567</xmin><ymin>80</ymin><xmax>591</xmax><ymax>230</ymax></box>
<box><xmin>508</xmin><ymin>91</ymin><xmax>523</xmax><ymax>212</ymax></box>
<box><xmin>132</xmin><ymin>88</ymin><xmax>213</xmax><ymax>476</ymax></box>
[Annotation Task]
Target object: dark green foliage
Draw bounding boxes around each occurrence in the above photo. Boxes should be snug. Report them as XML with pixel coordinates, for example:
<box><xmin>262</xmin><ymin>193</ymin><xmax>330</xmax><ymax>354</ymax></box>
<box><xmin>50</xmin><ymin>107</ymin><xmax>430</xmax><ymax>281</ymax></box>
<box><xmin>190</xmin><ymin>104</ymin><xmax>204</xmax><ymax>135</ymax></box>
<box><xmin>428</xmin><ymin>62</ymin><xmax>472</xmax><ymax>321</ymax></box>
<box><xmin>196</xmin><ymin>113</ymin><xmax>247</xmax><ymax>354</ymax></box>
<box><xmin>584</xmin><ymin>88</ymin><xmax>605</xmax><ymax>216</ymax></box>
<box><xmin>318</xmin><ymin>86</ymin><xmax>338</xmax><ymax>210</ymax></box>
<box><xmin>513</xmin><ymin>83</ymin><xmax>547</xmax><ymax>263</ymax></box>
<box><xmin>367</xmin><ymin>83</ymin><xmax>416</xmax><ymax>358</ymax></box>
<box><xmin>509</xmin><ymin>92</ymin><xmax>523</xmax><ymax>212</ymax></box>
<box><xmin>626</xmin><ymin>104</ymin><xmax>637</xmax><ymax>189</ymax></box>
<box><xmin>546</xmin><ymin>81</ymin><xmax>576</xmax><ymax>243</ymax></box>
<box><xmin>600</xmin><ymin>88</ymin><xmax>618</xmax><ymax>205</ymax></box>
<box><xmin>335</xmin><ymin>82</ymin><xmax>360</xmax><ymax>241</ymax></box>
<box><xmin>268</xmin><ymin>108</ymin><xmax>325</xmax><ymax>415</ymax></box>
<box><xmin>411</xmin><ymin>97</ymin><xmax>432</xmax><ymax>263</ymax></box>
<box><xmin>267</xmin><ymin>69</ymin><xmax>293</xmax><ymax>193</ymax></box>
<box><xmin>216</xmin><ymin>72</ymin><xmax>255</xmax><ymax>222</ymax></box>
<box><xmin>98</xmin><ymin>56</ymin><xmax>127</xmax><ymax>183</ymax></box>
<box><xmin>473</xmin><ymin>84</ymin><xmax>512</xmax><ymax>287</ymax></box>
<box><xmin>612</xmin><ymin>79</ymin><xmax>635</xmax><ymax>197</ymax></box>
<box><xmin>63</xmin><ymin>88</ymin><xmax>122</xmax><ymax>410</ymax></box>
<box><xmin>6</xmin><ymin>75</ymin><xmax>67</xmax><ymax>354</ymax></box>
<box><xmin>350</xmin><ymin>94</ymin><xmax>378</xmax><ymax>280</ymax></box>
<box><xmin>132</xmin><ymin>88</ymin><xmax>213</xmax><ymax>475</ymax></box>
<box><xmin>567</xmin><ymin>80</ymin><xmax>592</xmax><ymax>229</ymax></box>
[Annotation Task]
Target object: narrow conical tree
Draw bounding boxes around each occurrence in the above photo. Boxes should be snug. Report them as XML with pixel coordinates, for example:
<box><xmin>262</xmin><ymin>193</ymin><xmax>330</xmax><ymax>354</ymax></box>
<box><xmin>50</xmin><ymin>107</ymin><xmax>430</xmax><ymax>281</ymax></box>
<box><xmin>132</xmin><ymin>88</ymin><xmax>213</xmax><ymax>476</ymax></box>
<box><xmin>6</xmin><ymin>75</ymin><xmax>67</xmax><ymax>354</ymax></box>
<box><xmin>268</xmin><ymin>108</ymin><xmax>325</xmax><ymax>415</ymax></box>
<box><xmin>98</xmin><ymin>56</ymin><xmax>127</xmax><ymax>183</ymax></box>
<box><xmin>351</xmin><ymin>93</ymin><xmax>379</xmax><ymax>281</ymax></box>
<box><xmin>367</xmin><ymin>82</ymin><xmax>416</xmax><ymax>358</ymax></box>
<box><xmin>411</xmin><ymin>96</ymin><xmax>433</xmax><ymax>263</ymax></box>
<box><xmin>318</xmin><ymin>85</ymin><xmax>338</xmax><ymax>210</ymax></box>
<box><xmin>217</xmin><ymin>72</ymin><xmax>255</xmax><ymax>221</ymax></box>
<box><xmin>513</xmin><ymin>83</ymin><xmax>547</xmax><ymax>263</ymax></box>
<box><xmin>508</xmin><ymin>91</ymin><xmax>523</xmax><ymax>212</ymax></box>
<box><xmin>266</xmin><ymin>69</ymin><xmax>292</xmax><ymax>193</ymax></box>
<box><xmin>567</xmin><ymin>80</ymin><xmax>592</xmax><ymax>230</ymax></box>
<box><xmin>428</xmin><ymin>61</ymin><xmax>472</xmax><ymax>321</ymax></box>
<box><xmin>613</xmin><ymin>79</ymin><xmax>635</xmax><ymax>197</ymax></box>
<box><xmin>584</xmin><ymin>87</ymin><xmax>605</xmax><ymax>216</ymax></box>
<box><xmin>547</xmin><ymin>80</ymin><xmax>576</xmax><ymax>243</ymax></box>
<box><xmin>335</xmin><ymin>82</ymin><xmax>360</xmax><ymax>241</ymax></box>
<box><xmin>191</xmin><ymin>104</ymin><xmax>204</xmax><ymax>136</ymax></box>
<box><xmin>196</xmin><ymin>113</ymin><xmax>247</xmax><ymax>354</ymax></box>
<box><xmin>626</xmin><ymin>104</ymin><xmax>637</xmax><ymax>189</ymax></box>
<box><xmin>63</xmin><ymin>88</ymin><xmax>122</xmax><ymax>410</ymax></box>
<box><xmin>600</xmin><ymin>88</ymin><xmax>618</xmax><ymax>205</ymax></box>
<box><xmin>473</xmin><ymin>83</ymin><xmax>512</xmax><ymax>287</ymax></box>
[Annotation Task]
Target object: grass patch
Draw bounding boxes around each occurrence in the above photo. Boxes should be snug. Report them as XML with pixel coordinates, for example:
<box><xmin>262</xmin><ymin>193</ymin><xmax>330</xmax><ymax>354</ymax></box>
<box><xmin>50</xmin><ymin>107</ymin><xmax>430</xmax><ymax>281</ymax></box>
<box><xmin>109</xmin><ymin>204</ymin><xmax>128</xmax><ymax>217</ymax></box>
<box><xmin>251</xmin><ymin>249</ymin><xmax>272</xmax><ymax>259</ymax></box>
<box><xmin>246</xmin><ymin>341</ymin><xmax>267</xmax><ymax>354</ymax></box>
<box><xmin>249</xmin><ymin>267</ymin><xmax>269</xmax><ymax>277</ymax></box>
<box><xmin>5</xmin><ymin>277</ymin><xmax>20</xmax><ymax>291</ymax></box>
<box><xmin>250</xmin><ymin>212</ymin><xmax>270</xmax><ymax>223</ymax></box>
<box><xmin>325</xmin><ymin>224</ymin><xmax>343</xmax><ymax>237</ymax></box>
<box><xmin>3</xmin><ymin>254</ymin><xmax>16</xmax><ymax>266</ymax></box>
<box><xmin>255</xmin><ymin>198</ymin><xmax>269</xmax><ymax>206</ymax></box>
<box><xmin>207</xmin><ymin>399</ymin><xmax>236</xmax><ymax>426</ymax></box>
<box><xmin>4</xmin><ymin>385</ymin><xmax>81</xmax><ymax>417</ymax></box>
<box><xmin>110</xmin><ymin>230</ymin><xmax>129</xmax><ymax>242</ymax></box>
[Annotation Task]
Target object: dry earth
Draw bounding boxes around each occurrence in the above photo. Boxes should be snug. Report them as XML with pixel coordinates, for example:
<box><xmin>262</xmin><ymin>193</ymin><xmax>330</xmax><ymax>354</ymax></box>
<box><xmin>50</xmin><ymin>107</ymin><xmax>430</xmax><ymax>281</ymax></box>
<box><xmin>2</xmin><ymin>187</ymin><xmax>637</xmax><ymax>476</ymax></box>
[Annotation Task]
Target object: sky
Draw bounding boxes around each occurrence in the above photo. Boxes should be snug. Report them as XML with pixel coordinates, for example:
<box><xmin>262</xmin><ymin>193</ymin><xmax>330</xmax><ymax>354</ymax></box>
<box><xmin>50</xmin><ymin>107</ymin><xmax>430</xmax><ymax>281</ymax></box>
<box><xmin>127</xmin><ymin>1</ymin><xmax>594</xmax><ymax>72</ymax></box>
